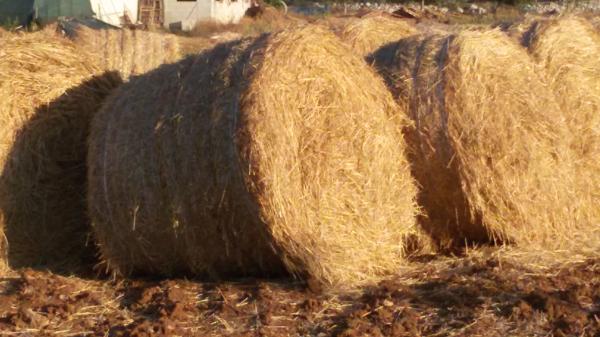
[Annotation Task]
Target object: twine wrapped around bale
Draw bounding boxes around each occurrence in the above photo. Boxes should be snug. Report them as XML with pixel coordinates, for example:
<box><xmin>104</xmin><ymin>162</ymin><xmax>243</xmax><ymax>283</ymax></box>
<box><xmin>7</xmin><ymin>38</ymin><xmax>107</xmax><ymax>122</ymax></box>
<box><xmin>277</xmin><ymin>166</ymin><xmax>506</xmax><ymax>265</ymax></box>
<box><xmin>0</xmin><ymin>31</ymin><xmax>122</xmax><ymax>273</ymax></box>
<box><xmin>526</xmin><ymin>17</ymin><xmax>600</xmax><ymax>240</ymax></box>
<box><xmin>341</xmin><ymin>12</ymin><xmax>418</xmax><ymax>57</ymax></box>
<box><xmin>57</xmin><ymin>21</ymin><xmax>180</xmax><ymax>78</ymax></box>
<box><xmin>371</xmin><ymin>30</ymin><xmax>584</xmax><ymax>252</ymax></box>
<box><xmin>88</xmin><ymin>25</ymin><xmax>420</xmax><ymax>289</ymax></box>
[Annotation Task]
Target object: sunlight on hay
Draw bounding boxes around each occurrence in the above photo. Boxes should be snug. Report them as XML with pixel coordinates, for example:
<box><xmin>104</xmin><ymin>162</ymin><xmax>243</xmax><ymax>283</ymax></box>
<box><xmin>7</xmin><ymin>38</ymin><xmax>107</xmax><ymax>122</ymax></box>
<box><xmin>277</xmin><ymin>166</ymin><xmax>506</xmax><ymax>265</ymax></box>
<box><xmin>371</xmin><ymin>29</ymin><xmax>589</xmax><ymax>254</ymax></box>
<box><xmin>57</xmin><ymin>23</ymin><xmax>180</xmax><ymax>78</ymax></box>
<box><xmin>527</xmin><ymin>17</ymin><xmax>600</xmax><ymax>245</ymax></box>
<box><xmin>0</xmin><ymin>31</ymin><xmax>122</xmax><ymax>273</ymax></box>
<box><xmin>591</xmin><ymin>16</ymin><xmax>600</xmax><ymax>32</ymax></box>
<box><xmin>341</xmin><ymin>12</ymin><xmax>418</xmax><ymax>57</ymax></box>
<box><xmin>88</xmin><ymin>25</ymin><xmax>420</xmax><ymax>290</ymax></box>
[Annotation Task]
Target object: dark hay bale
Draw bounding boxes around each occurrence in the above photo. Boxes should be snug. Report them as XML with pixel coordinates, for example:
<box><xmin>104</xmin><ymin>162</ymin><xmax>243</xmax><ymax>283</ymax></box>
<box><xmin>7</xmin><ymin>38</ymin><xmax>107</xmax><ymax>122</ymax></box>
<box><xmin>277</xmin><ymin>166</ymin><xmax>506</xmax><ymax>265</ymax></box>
<box><xmin>0</xmin><ymin>31</ymin><xmax>123</xmax><ymax>274</ymax></box>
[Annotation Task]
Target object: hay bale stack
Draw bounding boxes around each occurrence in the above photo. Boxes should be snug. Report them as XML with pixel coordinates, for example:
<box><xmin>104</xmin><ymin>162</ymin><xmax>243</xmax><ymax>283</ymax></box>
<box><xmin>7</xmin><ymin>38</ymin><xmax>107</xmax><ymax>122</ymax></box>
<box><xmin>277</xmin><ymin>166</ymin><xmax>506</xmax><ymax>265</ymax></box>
<box><xmin>371</xmin><ymin>30</ymin><xmax>581</xmax><ymax>251</ymax></box>
<box><xmin>527</xmin><ymin>17</ymin><xmax>600</xmax><ymax>235</ymax></box>
<box><xmin>341</xmin><ymin>12</ymin><xmax>418</xmax><ymax>57</ymax></box>
<box><xmin>88</xmin><ymin>26</ymin><xmax>419</xmax><ymax>289</ymax></box>
<box><xmin>58</xmin><ymin>22</ymin><xmax>180</xmax><ymax>78</ymax></box>
<box><xmin>0</xmin><ymin>31</ymin><xmax>122</xmax><ymax>272</ymax></box>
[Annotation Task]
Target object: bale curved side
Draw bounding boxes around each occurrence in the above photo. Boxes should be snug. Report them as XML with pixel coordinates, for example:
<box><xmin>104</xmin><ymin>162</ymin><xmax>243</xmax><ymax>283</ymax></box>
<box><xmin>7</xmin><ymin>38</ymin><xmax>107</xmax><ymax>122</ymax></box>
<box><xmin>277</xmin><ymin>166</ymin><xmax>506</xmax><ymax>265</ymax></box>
<box><xmin>0</xmin><ymin>31</ymin><xmax>122</xmax><ymax>273</ymax></box>
<box><xmin>527</xmin><ymin>17</ymin><xmax>600</xmax><ymax>246</ymax></box>
<box><xmin>341</xmin><ymin>12</ymin><xmax>418</xmax><ymax>57</ymax></box>
<box><xmin>372</xmin><ymin>30</ymin><xmax>578</xmax><ymax>251</ymax></box>
<box><xmin>89</xmin><ymin>26</ymin><xmax>419</xmax><ymax>289</ymax></box>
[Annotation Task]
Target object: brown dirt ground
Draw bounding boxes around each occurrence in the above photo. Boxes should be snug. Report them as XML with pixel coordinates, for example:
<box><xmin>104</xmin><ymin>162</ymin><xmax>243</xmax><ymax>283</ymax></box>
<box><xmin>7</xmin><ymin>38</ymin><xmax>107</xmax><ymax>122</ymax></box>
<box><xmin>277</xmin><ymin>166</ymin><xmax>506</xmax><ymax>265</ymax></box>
<box><xmin>0</xmin><ymin>250</ymin><xmax>599</xmax><ymax>337</ymax></box>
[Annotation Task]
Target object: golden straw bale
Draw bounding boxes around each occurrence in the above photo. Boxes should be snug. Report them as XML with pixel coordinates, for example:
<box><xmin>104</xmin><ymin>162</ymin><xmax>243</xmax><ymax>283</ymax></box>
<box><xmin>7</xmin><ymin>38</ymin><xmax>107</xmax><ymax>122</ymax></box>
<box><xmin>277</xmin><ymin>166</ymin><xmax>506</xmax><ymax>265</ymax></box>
<box><xmin>58</xmin><ymin>23</ymin><xmax>181</xmax><ymax>78</ymax></box>
<box><xmin>120</xmin><ymin>28</ymin><xmax>135</xmax><ymax>76</ymax></box>
<box><xmin>527</xmin><ymin>17</ymin><xmax>600</xmax><ymax>236</ymax></box>
<box><xmin>371</xmin><ymin>30</ymin><xmax>583</xmax><ymax>252</ymax></box>
<box><xmin>88</xmin><ymin>26</ymin><xmax>419</xmax><ymax>289</ymax></box>
<box><xmin>341</xmin><ymin>12</ymin><xmax>418</xmax><ymax>57</ymax></box>
<box><xmin>591</xmin><ymin>16</ymin><xmax>600</xmax><ymax>31</ymax></box>
<box><xmin>0</xmin><ymin>31</ymin><xmax>123</xmax><ymax>273</ymax></box>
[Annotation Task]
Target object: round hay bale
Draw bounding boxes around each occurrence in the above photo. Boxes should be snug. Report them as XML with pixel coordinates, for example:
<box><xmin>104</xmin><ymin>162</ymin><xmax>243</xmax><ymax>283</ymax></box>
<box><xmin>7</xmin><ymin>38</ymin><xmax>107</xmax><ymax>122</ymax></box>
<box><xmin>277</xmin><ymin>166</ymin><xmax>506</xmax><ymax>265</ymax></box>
<box><xmin>341</xmin><ymin>12</ymin><xmax>418</xmax><ymax>57</ymax></box>
<box><xmin>526</xmin><ymin>17</ymin><xmax>600</xmax><ymax>242</ymax></box>
<box><xmin>371</xmin><ymin>30</ymin><xmax>580</xmax><ymax>252</ymax></box>
<box><xmin>0</xmin><ymin>31</ymin><xmax>123</xmax><ymax>273</ymax></box>
<box><xmin>88</xmin><ymin>25</ymin><xmax>419</xmax><ymax>289</ymax></box>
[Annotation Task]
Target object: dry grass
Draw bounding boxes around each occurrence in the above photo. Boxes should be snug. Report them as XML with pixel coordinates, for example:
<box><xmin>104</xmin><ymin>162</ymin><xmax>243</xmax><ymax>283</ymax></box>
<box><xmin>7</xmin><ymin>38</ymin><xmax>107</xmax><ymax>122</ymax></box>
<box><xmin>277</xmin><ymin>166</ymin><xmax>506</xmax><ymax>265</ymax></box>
<box><xmin>0</xmin><ymin>31</ymin><xmax>122</xmax><ymax>274</ymax></box>
<box><xmin>526</xmin><ymin>17</ymin><xmax>600</xmax><ymax>243</ymax></box>
<box><xmin>341</xmin><ymin>12</ymin><xmax>418</xmax><ymax>57</ymax></box>
<box><xmin>190</xmin><ymin>7</ymin><xmax>305</xmax><ymax>38</ymax></box>
<box><xmin>177</xmin><ymin>36</ymin><xmax>217</xmax><ymax>56</ymax></box>
<box><xmin>371</xmin><ymin>29</ymin><xmax>587</xmax><ymax>255</ymax></box>
<box><xmin>56</xmin><ymin>23</ymin><xmax>180</xmax><ymax>79</ymax></box>
<box><xmin>446</xmin><ymin>5</ymin><xmax>524</xmax><ymax>26</ymax></box>
<box><xmin>88</xmin><ymin>25</ymin><xmax>420</xmax><ymax>290</ymax></box>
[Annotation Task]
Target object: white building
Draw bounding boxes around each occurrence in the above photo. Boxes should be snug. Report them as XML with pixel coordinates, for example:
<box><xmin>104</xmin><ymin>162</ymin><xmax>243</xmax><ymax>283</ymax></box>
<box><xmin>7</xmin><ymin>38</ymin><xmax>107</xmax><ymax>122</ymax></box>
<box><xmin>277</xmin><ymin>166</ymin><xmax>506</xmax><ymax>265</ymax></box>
<box><xmin>90</xmin><ymin>0</ymin><xmax>139</xmax><ymax>26</ymax></box>
<box><xmin>163</xmin><ymin>0</ymin><xmax>251</xmax><ymax>31</ymax></box>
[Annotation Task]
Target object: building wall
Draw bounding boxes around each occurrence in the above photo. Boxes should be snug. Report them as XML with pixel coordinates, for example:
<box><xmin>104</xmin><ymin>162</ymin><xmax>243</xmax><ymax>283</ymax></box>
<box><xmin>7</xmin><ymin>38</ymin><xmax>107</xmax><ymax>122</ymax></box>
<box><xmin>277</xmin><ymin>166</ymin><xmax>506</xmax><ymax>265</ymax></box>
<box><xmin>90</xmin><ymin>0</ymin><xmax>139</xmax><ymax>26</ymax></box>
<box><xmin>212</xmin><ymin>0</ymin><xmax>250</xmax><ymax>24</ymax></box>
<box><xmin>163</xmin><ymin>0</ymin><xmax>250</xmax><ymax>31</ymax></box>
<box><xmin>164</xmin><ymin>0</ymin><xmax>211</xmax><ymax>31</ymax></box>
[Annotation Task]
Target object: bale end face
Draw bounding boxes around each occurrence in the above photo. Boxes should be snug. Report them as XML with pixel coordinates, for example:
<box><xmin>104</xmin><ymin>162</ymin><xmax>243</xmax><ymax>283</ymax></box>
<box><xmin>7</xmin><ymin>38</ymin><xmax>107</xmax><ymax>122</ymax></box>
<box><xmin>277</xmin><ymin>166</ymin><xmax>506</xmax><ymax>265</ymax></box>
<box><xmin>241</xmin><ymin>26</ymin><xmax>420</xmax><ymax>288</ymax></box>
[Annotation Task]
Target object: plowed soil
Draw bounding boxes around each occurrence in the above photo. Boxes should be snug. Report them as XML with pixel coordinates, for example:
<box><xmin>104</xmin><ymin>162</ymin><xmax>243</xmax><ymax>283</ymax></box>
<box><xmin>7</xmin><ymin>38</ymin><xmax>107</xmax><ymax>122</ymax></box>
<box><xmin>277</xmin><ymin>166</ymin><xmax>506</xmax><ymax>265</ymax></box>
<box><xmin>1</xmin><ymin>252</ymin><xmax>599</xmax><ymax>337</ymax></box>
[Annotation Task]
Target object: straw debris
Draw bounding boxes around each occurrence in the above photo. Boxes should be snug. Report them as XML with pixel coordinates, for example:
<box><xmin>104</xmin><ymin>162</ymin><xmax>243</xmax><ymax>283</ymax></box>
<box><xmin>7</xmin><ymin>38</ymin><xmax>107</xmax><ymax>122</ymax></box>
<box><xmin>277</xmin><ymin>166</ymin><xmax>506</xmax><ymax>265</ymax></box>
<box><xmin>0</xmin><ymin>31</ymin><xmax>122</xmax><ymax>272</ymax></box>
<box><xmin>371</xmin><ymin>30</ymin><xmax>584</xmax><ymax>252</ymax></box>
<box><xmin>88</xmin><ymin>25</ymin><xmax>419</xmax><ymax>289</ymax></box>
<box><xmin>341</xmin><ymin>12</ymin><xmax>418</xmax><ymax>57</ymax></box>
